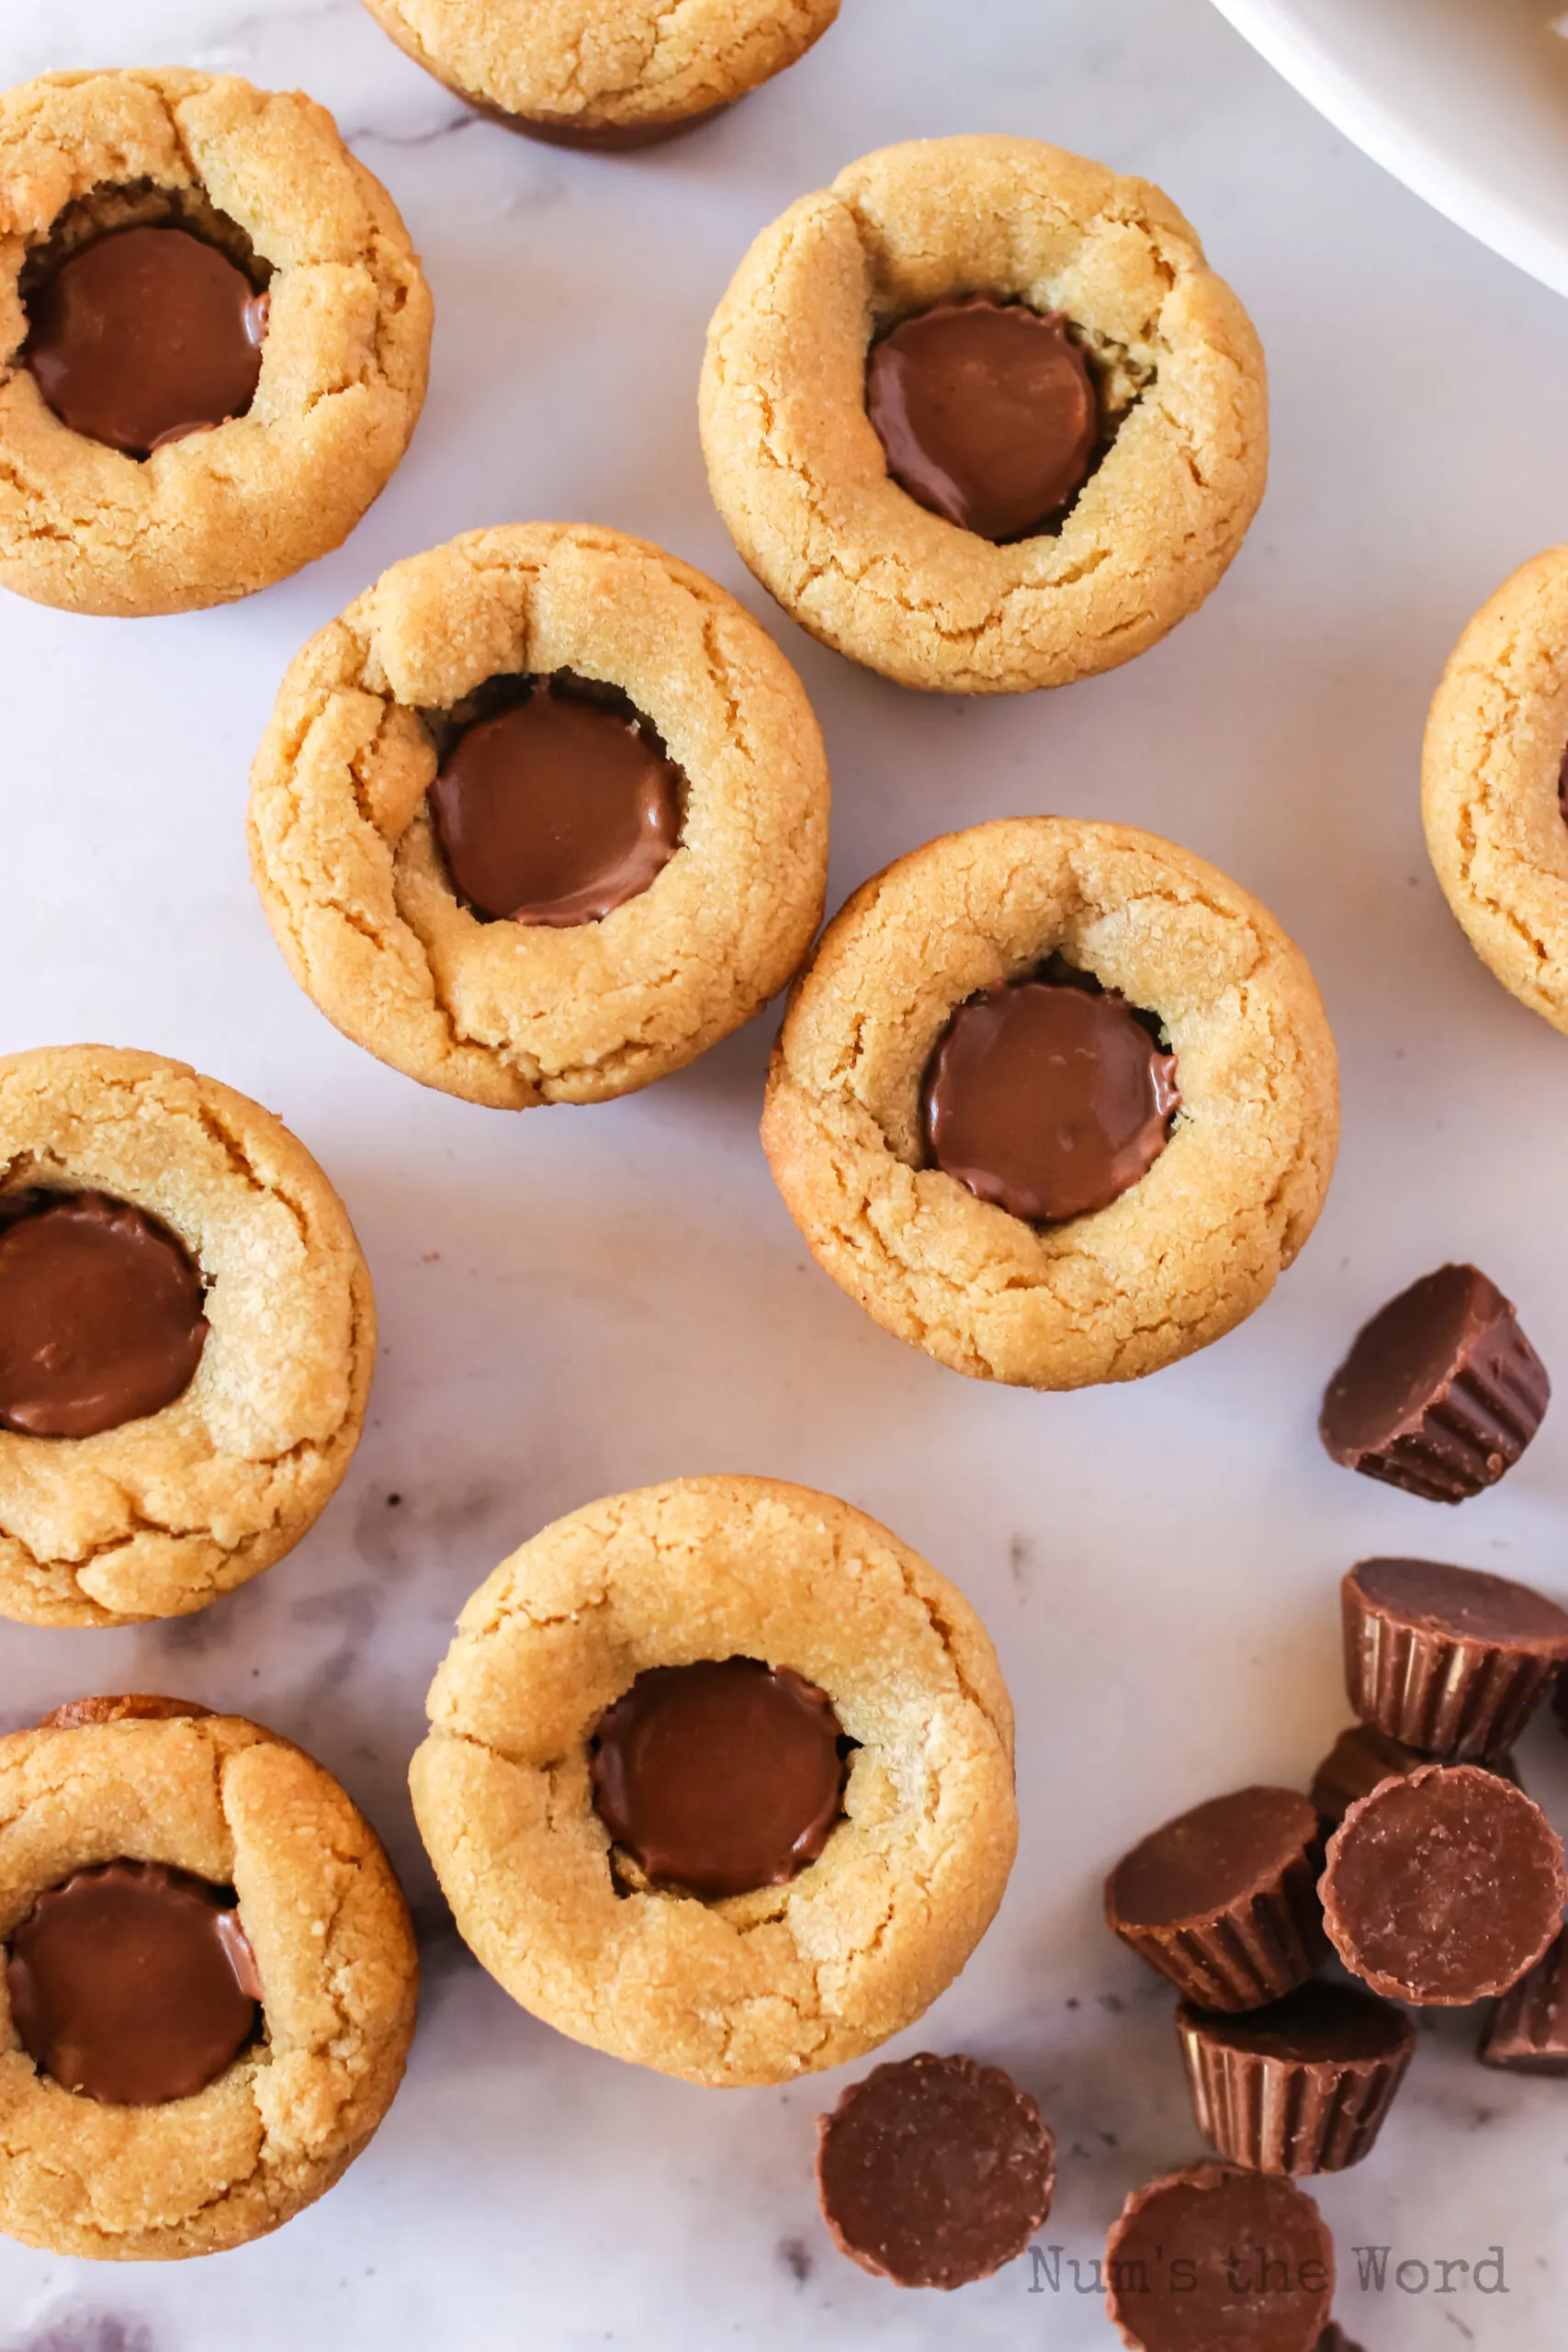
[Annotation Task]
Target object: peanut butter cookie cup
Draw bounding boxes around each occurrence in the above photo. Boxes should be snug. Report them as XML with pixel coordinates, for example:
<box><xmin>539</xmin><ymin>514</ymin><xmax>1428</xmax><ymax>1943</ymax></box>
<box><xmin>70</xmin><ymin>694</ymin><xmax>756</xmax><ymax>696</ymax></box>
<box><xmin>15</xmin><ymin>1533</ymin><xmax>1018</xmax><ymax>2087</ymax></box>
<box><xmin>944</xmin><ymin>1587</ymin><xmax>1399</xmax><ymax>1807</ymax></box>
<box><xmin>0</xmin><ymin>69</ymin><xmax>432</xmax><ymax>616</ymax></box>
<box><xmin>362</xmin><ymin>0</ymin><xmax>838</xmax><ymax>148</ymax></box>
<box><xmin>701</xmin><ymin>136</ymin><xmax>1267</xmax><ymax>693</ymax></box>
<box><xmin>762</xmin><ymin>819</ymin><xmax>1338</xmax><ymax>1389</ymax></box>
<box><xmin>0</xmin><ymin>1697</ymin><xmax>416</xmax><ymax>2260</ymax></box>
<box><xmin>0</xmin><ymin>1046</ymin><xmax>374</xmax><ymax>1627</ymax></box>
<box><xmin>410</xmin><ymin>1476</ymin><xmax>1016</xmax><ymax>2086</ymax></box>
<box><xmin>1423</xmin><ymin>546</ymin><xmax>1568</xmax><ymax>1033</ymax></box>
<box><xmin>249</xmin><ymin>524</ymin><xmax>830</xmax><ymax>1108</ymax></box>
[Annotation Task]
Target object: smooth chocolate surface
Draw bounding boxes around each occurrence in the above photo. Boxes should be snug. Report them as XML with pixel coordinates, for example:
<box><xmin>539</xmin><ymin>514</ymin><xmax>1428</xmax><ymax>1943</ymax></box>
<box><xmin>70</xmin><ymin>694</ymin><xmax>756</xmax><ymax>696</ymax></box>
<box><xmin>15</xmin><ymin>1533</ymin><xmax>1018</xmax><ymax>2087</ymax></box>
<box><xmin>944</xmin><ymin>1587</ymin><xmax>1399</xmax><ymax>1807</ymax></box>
<box><xmin>39</xmin><ymin>1695</ymin><xmax>214</xmax><ymax>1732</ymax></box>
<box><xmin>1319</xmin><ymin>1264</ymin><xmax>1549</xmax><ymax>1501</ymax></box>
<box><xmin>1478</xmin><ymin>1926</ymin><xmax>1568</xmax><ymax>2075</ymax></box>
<box><xmin>1109</xmin><ymin>1788</ymin><xmax>1320</xmax><ymax>1931</ymax></box>
<box><xmin>1348</xmin><ymin>1555</ymin><xmax>1568</xmax><ymax>1648</ymax></box>
<box><xmin>1106</xmin><ymin>2164</ymin><xmax>1333</xmax><ymax>2352</ymax></box>
<box><xmin>0</xmin><ymin>1191</ymin><xmax>209</xmax><ymax>1439</ymax></box>
<box><xmin>24</xmin><ymin>223</ymin><xmax>267</xmax><ymax>458</ymax></box>
<box><xmin>1179</xmin><ymin>1981</ymin><xmax>1414</xmax><ymax>2067</ymax></box>
<box><xmin>590</xmin><ymin>1658</ymin><xmax>848</xmax><ymax>1898</ymax></box>
<box><xmin>923</xmin><ymin>973</ymin><xmax>1178</xmax><ymax>1225</ymax></box>
<box><xmin>1321</xmin><ymin>1762</ymin><xmax>1566</xmax><ymax>2005</ymax></box>
<box><xmin>6</xmin><ymin>1860</ymin><xmax>262</xmax><ymax>2106</ymax></box>
<box><xmin>1310</xmin><ymin>1724</ymin><xmax>1517</xmax><ymax>1825</ymax></box>
<box><xmin>428</xmin><ymin>678</ymin><xmax>682</xmax><ymax>926</ymax></box>
<box><xmin>816</xmin><ymin>2052</ymin><xmax>1055</xmax><ymax>2290</ymax></box>
<box><xmin>866</xmin><ymin>296</ymin><xmax>1100</xmax><ymax>539</ymax></box>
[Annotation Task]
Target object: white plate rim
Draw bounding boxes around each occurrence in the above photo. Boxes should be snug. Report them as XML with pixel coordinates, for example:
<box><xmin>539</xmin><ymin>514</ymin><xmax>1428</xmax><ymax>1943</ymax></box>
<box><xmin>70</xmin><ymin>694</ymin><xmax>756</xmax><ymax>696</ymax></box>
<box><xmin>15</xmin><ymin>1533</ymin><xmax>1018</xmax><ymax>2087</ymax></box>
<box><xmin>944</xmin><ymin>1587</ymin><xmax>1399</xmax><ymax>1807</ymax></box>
<box><xmin>1210</xmin><ymin>0</ymin><xmax>1568</xmax><ymax>300</ymax></box>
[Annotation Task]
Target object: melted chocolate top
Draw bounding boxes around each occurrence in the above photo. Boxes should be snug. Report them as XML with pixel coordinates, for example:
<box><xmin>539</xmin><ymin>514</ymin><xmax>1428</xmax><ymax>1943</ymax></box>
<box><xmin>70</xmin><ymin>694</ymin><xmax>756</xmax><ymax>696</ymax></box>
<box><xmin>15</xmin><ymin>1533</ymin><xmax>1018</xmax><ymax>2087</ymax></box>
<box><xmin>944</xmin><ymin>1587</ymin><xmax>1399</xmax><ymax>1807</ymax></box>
<box><xmin>0</xmin><ymin>1191</ymin><xmax>209</xmax><ymax>1439</ymax></box>
<box><xmin>590</xmin><ymin>1658</ymin><xmax>849</xmax><ymax>1899</ymax></box>
<box><xmin>6</xmin><ymin>1860</ymin><xmax>263</xmax><ymax>2107</ymax></box>
<box><xmin>922</xmin><ymin>971</ymin><xmax>1178</xmax><ymax>1224</ymax></box>
<box><xmin>428</xmin><ymin>678</ymin><xmax>682</xmax><ymax>926</ymax></box>
<box><xmin>866</xmin><ymin>296</ymin><xmax>1100</xmax><ymax>540</ymax></box>
<box><xmin>25</xmin><ymin>224</ymin><xmax>267</xmax><ymax>458</ymax></box>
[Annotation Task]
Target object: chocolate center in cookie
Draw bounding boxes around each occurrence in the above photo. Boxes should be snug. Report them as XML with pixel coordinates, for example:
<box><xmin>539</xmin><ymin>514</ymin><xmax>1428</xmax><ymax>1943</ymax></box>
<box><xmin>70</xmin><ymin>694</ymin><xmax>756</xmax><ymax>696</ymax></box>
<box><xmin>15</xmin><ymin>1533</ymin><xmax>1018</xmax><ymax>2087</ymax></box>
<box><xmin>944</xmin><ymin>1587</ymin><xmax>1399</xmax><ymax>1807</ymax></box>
<box><xmin>0</xmin><ymin>1190</ymin><xmax>209</xmax><ymax>1439</ymax></box>
<box><xmin>922</xmin><ymin>966</ymin><xmax>1179</xmax><ymax>1225</ymax></box>
<box><xmin>6</xmin><ymin>1860</ymin><xmax>263</xmax><ymax>2107</ymax></box>
<box><xmin>589</xmin><ymin>1657</ymin><xmax>850</xmax><ymax>1898</ymax></box>
<box><xmin>866</xmin><ymin>296</ymin><xmax>1100</xmax><ymax>540</ymax></box>
<box><xmin>24</xmin><ymin>224</ymin><xmax>268</xmax><ymax>458</ymax></box>
<box><xmin>428</xmin><ymin>676</ymin><xmax>682</xmax><ymax>926</ymax></box>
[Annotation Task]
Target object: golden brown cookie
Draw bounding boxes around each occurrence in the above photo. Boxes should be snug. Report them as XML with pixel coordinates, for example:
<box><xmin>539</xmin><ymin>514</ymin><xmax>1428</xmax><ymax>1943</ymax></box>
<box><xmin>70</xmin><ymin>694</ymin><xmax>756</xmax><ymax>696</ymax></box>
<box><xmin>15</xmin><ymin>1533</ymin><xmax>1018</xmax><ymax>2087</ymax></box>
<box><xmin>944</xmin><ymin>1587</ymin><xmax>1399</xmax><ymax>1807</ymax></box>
<box><xmin>0</xmin><ymin>69</ymin><xmax>432</xmax><ymax>616</ymax></box>
<box><xmin>409</xmin><ymin>1475</ymin><xmax>1017</xmax><ymax>2086</ymax></box>
<box><xmin>762</xmin><ymin>819</ymin><xmax>1338</xmax><ymax>1388</ymax></box>
<box><xmin>248</xmin><ymin>523</ymin><xmax>831</xmax><ymax>1109</ymax></box>
<box><xmin>0</xmin><ymin>1045</ymin><xmax>375</xmax><ymax>1628</ymax></box>
<box><xmin>1422</xmin><ymin>547</ymin><xmax>1568</xmax><ymax>1034</ymax></box>
<box><xmin>0</xmin><ymin>1699</ymin><xmax>416</xmax><ymax>2261</ymax></box>
<box><xmin>361</xmin><ymin>0</ymin><xmax>838</xmax><ymax>147</ymax></box>
<box><xmin>699</xmin><ymin>136</ymin><xmax>1267</xmax><ymax>694</ymax></box>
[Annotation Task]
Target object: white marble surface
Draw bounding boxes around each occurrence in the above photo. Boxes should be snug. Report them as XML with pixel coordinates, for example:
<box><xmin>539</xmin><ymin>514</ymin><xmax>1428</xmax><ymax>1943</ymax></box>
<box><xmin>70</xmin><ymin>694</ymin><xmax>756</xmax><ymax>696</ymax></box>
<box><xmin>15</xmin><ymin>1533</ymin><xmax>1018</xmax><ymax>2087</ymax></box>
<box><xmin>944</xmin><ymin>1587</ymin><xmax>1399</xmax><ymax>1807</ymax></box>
<box><xmin>1</xmin><ymin>1</ymin><xmax>1567</xmax><ymax>2345</ymax></box>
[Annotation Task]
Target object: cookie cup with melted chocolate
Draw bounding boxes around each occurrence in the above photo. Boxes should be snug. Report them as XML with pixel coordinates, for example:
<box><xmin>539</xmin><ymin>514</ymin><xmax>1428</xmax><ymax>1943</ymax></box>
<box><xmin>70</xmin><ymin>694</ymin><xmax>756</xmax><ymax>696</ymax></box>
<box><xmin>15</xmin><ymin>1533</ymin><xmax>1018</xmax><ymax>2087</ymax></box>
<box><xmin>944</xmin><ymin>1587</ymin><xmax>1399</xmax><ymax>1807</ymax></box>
<box><xmin>700</xmin><ymin>136</ymin><xmax>1267</xmax><ymax>694</ymax></box>
<box><xmin>248</xmin><ymin>524</ymin><xmax>830</xmax><ymax>1108</ymax></box>
<box><xmin>0</xmin><ymin>1699</ymin><xmax>417</xmax><ymax>2260</ymax></box>
<box><xmin>762</xmin><ymin>819</ymin><xmax>1338</xmax><ymax>1389</ymax></box>
<box><xmin>0</xmin><ymin>1045</ymin><xmax>374</xmax><ymax>1628</ymax></box>
<box><xmin>0</xmin><ymin>69</ymin><xmax>432</xmax><ymax>616</ymax></box>
<box><xmin>360</xmin><ymin>0</ymin><xmax>839</xmax><ymax>148</ymax></box>
<box><xmin>1422</xmin><ymin>546</ymin><xmax>1568</xmax><ymax>1035</ymax></box>
<box><xmin>409</xmin><ymin>1476</ymin><xmax>1017</xmax><ymax>2086</ymax></box>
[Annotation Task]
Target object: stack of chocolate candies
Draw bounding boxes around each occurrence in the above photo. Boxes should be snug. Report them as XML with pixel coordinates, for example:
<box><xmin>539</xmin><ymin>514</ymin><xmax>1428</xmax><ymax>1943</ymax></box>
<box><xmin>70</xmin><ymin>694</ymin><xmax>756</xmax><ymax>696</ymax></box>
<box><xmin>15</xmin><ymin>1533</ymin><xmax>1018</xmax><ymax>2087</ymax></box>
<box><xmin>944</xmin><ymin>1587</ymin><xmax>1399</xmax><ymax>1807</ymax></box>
<box><xmin>1100</xmin><ymin>1544</ymin><xmax>1568</xmax><ymax>2352</ymax></box>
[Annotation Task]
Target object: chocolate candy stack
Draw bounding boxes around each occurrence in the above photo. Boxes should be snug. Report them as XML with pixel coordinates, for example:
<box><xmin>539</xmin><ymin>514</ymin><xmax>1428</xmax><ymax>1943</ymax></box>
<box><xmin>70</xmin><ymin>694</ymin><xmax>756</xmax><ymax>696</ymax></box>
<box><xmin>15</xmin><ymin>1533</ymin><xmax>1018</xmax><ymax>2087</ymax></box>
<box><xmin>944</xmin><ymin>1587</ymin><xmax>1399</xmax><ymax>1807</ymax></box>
<box><xmin>1100</xmin><ymin>1553</ymin><xmax>1568</xmax><ymax>2352</ymax></box>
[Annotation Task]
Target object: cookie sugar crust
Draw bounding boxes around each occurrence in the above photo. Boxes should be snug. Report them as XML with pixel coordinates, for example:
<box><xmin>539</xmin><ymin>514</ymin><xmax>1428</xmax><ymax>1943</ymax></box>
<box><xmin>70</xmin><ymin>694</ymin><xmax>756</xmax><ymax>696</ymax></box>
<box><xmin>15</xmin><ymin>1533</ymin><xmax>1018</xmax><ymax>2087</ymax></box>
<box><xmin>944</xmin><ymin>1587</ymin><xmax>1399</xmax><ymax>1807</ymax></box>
<box><xmin>362</xmin><ymin>0</ymin><xmax>839</xmax><ymax>133</ymax></box>
<box><xmin>0</xmin><ymin>68</ymin><xmax>432</xmax><ymax>616</ymax></box>
<box><xmin>410</xmin><ymin>1476</ymin><xmax>1018</xmax><ymax>2086</ymax></box>
<box><xmin>0</xmin><ymin>1710</ymin><xmax>416</xmax><ymax>2260</ymax></box>
<box><xmin>762</xmin><ymin>819</ymin><xmax>1338</xmax><ymax>1389</ymax></box>
<box><xmin>248</xmin><ymin>524</ymin><xmax>830</xmax><ymax>1109</ymax></box>
<box><xmin>0</xmin><ymin>1046</ymin><xmax>375</xmax><ymax>1627</ymax></box>
<box><xmin>700</xmin><ymin>136</ymin><xmax>1268</xmax><ymax>694</ymax></box>
<box><xmin>1423</xmin><ymin>545</ymin><xmax>1568</xmax><ymax>1033</ymax></box>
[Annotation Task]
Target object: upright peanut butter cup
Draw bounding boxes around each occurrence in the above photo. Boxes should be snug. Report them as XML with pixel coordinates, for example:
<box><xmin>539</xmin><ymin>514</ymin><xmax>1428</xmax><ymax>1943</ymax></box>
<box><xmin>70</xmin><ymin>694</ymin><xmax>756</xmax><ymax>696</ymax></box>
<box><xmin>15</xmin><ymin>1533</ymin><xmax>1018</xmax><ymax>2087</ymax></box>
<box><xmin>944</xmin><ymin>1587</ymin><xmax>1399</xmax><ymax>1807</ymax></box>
<box><xmin>1177</xmin><ymin>1982</ymin><xmax>1414</xmax><ymax>2175</ymax></box>
<box><xmin>1478</xmin><ymin>1927</ymin><xmax>1568</xmax><ymax>2075</ymax></box>
<box><xmin>1105</xmin><ymin>2163</ymin><xmax>1333</xmax><ymax>2352</ymax></box>
<box><xmin>1107</xmin><ymin>1788</ymin><xmax>1325</xmax><ymax>2011</ymax></box>
<box><xmin>1320</xmin><ymin>1264</ymin><xmax>1549</xmax><ymax>1501</ymax></box>
<box><xmin>1321</xmin><ymin>1763</ymin><xmax>1566</xmax><ymax>2005</ymax></box>
<box><xmin>1341</xmin><ymin>1557</ymin><xmax>1568</xmax><ymax>1758</ymax></box>
<box><xmin>1310</xmin><ymin>1723</ymin><xmax>1517</xmax><ymax>1825</ymax></box>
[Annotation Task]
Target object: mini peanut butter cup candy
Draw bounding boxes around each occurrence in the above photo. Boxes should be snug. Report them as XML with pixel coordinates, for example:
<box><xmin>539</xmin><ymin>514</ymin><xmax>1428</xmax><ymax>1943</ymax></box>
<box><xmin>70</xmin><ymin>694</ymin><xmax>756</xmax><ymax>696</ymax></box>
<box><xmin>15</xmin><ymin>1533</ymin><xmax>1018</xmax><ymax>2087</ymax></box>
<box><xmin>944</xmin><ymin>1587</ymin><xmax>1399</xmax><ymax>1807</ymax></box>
<box><xmin>815</xmin><ymin>2052</ymin><xmax>1055</xmax><ymax>2289</ymax></box>
<box><xmin>763</xmin><ymin>819</ymin><xmax>1337</xmax><ymax>1389</ymax></box>
<box><xmin>0</xmin><ymin>1046</ymin><xmax>374</xmax><ymax>1628</ymax></box>
<box><xmin>1320</xmin><ymin>1265</ymin><xmax>1549</xmax><ymax>1502</ymax></box>
<box><xmin>1177</xmin><ymin>1982</ymin><xmax>1415</xmax><ymax>2175</ymax></box>
<box><xmin>702</xmin><ymin>137</ymin><xmax>1266</xmax><ymax>695</ymax></box>
<box><xmin>1310</xmin><ymin>1723</ymin><xmax>1517</xmax><ymax>1826</ymax></box>
<box><xmin>1341</xmin><ymin>1557</ymin><xmax>1568</xmax><ymax>1758</ymax></box>
<box><xmin>249</xmin><ymin>525</ymin><xmax>829</xmax><ymax>1110</ymax></box>
<box><xmin>0</xmin><ymin>70</ymin><xmax>431</xmax><ymax>616</ymax></box>
<box><xmin>1477</xmin><ymin>1927</ymin><xmax>1568</xmax><ymax>2075</ymax></box>
<box><xmin>1321</xmin><ymin>1763</ymin><xmax>1567</xmax><ymax>2005</ymax></box>
<box><xmin>1105</xmin><ymin>2164</ymin><xmax>1333</xmax><ymax>2352</ymax></box>
<box><xmin>410</xmin><ymin>1476</ymin><xmax>1017</xmax><ymax>2086</ymax></box>
<box><xmin>1314</xmin><ymin>2330</ymin><xmax>1364</xmax><ymax>2352</ymax></box>
<box><xmin>0</xmin><ymin>1702</ymin><xmax>415</xmax><ymax>2258</ymax></box>
<box><xmin>1107</xmin><ymin>1788</ymin><xmax>1325</xmax><ymax>2011</ymax></box>
<box><xmin>360</xmin><ymin>0</ymin><xmax>838</xmax><ymax>148</ymax></box>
